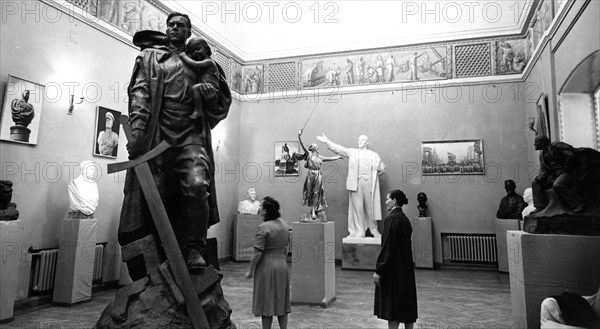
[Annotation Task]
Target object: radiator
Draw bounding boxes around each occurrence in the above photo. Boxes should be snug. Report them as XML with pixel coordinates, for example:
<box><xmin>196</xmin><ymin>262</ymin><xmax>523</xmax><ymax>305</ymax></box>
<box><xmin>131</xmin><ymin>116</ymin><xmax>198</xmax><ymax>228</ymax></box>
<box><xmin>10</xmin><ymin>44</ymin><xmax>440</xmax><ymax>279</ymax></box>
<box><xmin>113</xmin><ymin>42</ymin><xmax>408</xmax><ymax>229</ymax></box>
<box><xmin>30</xmin><ymin>244</ymin><xmax>105</xmax><ymax>293</ymax></box>
<box><xmin>31</xmin><ymin>249</ymin><xmax>58</xmax><ymax>293</ymax></box>
<box><xmin>445</xmin><ymin>234</ymin><xmax>497</xmax><ymax>263</ymax></box>
<box><xmin>93</xmin><ymin>244</ymin><xmax>104</xmax><ymax>282</ymax></box>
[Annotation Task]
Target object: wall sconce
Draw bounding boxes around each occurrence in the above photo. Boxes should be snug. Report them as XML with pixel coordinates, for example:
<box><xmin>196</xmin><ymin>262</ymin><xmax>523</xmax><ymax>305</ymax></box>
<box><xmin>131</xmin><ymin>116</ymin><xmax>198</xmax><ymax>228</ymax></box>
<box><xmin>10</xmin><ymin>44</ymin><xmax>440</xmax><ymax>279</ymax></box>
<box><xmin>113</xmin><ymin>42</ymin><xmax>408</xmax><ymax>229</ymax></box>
<box><xmin>528</xmin><ymin>117</ymin><xmax>537</xmax><ymax>134</ymax></box>
<box><xmin>68</xmin><ymin>95</ymin><xmax>84</xmax><ymax>115</ymax></box>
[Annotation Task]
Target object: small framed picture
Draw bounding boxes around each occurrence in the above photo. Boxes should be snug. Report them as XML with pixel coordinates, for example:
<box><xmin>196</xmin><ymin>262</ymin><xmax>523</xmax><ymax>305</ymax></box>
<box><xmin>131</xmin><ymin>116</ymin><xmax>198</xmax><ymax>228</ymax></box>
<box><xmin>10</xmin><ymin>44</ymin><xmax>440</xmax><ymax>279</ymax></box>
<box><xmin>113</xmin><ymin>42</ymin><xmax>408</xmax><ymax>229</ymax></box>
<box><xmin>274</xmin><ymin>141</ymin><xmax>300</xmax><ymax>177</ymax></box>
<box><xmin>94</xmin><ymin>106</ymin><xmax>121</xmax><ymax>158</ymax></box>
<box><xmin>536</xmin><ymin>93</ymin><xmax>551</xmax><ymax>139</ymax></box>
<box><xmin>0</xmin><ymin>75</ymin><xmax>45</xmax><ymax>145</ymax></box>
<box><xmin>421</xmin><ymin>139</ymin><xmax>485</xmax><ymax>175</ymax></box>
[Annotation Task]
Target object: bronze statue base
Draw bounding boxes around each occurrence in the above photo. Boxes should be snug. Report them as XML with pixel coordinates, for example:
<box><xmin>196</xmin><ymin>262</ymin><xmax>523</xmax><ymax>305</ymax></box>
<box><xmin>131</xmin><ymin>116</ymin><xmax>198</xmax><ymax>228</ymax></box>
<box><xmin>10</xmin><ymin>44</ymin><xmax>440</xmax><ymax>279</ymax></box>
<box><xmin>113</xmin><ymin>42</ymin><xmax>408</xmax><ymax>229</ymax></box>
<box><xmin>299</xmin><ymin>211</ymin><xmax>327</xmax><ymax>223</ymax></box>
<box><xmin>9</xmin><ymin>125</ymin><xmax>30</xmax><ymax>143</ymax></box>
<box><xmin>523</xmin><ymin>215</ymin><xmax>600</xmax><ymax>235</ymax></box>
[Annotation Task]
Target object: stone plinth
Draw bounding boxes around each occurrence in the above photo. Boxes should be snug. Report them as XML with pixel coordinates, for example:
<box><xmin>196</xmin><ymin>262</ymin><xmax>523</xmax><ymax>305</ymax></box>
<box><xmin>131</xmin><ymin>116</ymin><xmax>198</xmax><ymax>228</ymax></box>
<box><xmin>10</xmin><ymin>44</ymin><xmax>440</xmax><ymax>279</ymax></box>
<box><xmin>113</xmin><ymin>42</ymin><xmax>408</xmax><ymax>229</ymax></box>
<box><xmin>410</xmin><ymin>217</ymin><xmax>434</xmax><ymax>269</ymax></box>
<box><xmin>524</xmin><ymin>214</ymin><xmax>600</xmax><ymax>235</ymax></box>
<box><xmin>495</xmin><ymin>218</ymin><xmax>520</xmax><ymax>273</ymax></box>
<box><xmin>341</xmin><ymin>237</ymin><xmax>381</xmax><ymax>270</ymax></box>
<box><xmin>0</xmin><ymin>220</ymin><xmax>24</xmax><ymax>323</ymax></box>
<box><xmin>234</xmin><ymin>214</ymin><xmax>263</xmax><ymax>261</ymax></box>
<box><xmin>53</xmin><ymin>218</ymin><xmax>98</xmax><ymax>305</ymax></box>
<box><xmin>291</xmin><ymin>221</ymin><xmax>335</xmax><ymax>307</ymax></box>
<box><xmin>507</xmin><ymin>231</ymin><xmax>600</xmax><ymax>329</ymax></box>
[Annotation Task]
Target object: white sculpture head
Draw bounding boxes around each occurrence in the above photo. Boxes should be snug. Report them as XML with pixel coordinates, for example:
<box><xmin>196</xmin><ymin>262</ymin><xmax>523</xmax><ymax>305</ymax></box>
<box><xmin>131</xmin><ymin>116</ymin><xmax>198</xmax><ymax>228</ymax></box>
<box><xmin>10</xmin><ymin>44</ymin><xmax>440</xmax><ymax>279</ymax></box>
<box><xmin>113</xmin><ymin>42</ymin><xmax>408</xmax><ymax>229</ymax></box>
<box><xmin>523</xmin><ymin>187</ymin><xmax>533</xmax><ymax>203</ymax></box>
<box><xmin>80</xmin><ymin>160</ymin><xmax>99</xmax><ymax>183</ymax></box>
<box><xmin>105</xmin><ymin>112</ymin><xmax>115</xmax><ymax>130</ymax></box>
<box><xmin>247</xmin><ymin>188</ymin><xmax>257</xmax><ymax>202</ymax></box>
<box><xmin>357</xmin><ymin>135</ymin><xmax>370</xmax><ymax>149</ymax></box>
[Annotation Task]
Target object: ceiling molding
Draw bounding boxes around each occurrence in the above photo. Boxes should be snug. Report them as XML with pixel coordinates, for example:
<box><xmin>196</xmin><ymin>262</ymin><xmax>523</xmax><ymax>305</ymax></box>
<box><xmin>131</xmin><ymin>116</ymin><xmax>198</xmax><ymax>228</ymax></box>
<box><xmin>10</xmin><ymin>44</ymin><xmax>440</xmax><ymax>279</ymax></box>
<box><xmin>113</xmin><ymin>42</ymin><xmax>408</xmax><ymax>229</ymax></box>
<box><xmin>164</xmin><ymin>0</ymin><xmax>537</xmax><ymax>62</ymax></box>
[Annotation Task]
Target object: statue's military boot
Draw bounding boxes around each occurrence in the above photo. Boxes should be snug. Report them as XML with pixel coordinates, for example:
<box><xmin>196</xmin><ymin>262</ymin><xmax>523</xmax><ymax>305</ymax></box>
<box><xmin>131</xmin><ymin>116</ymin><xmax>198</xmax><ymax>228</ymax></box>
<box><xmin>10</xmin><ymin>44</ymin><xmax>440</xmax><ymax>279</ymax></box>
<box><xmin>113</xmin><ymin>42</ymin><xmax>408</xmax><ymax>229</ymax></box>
<box><xmin>186</xmin><ymin>248</ymin><xmax>207</xmax><ymax>269</ymax></box>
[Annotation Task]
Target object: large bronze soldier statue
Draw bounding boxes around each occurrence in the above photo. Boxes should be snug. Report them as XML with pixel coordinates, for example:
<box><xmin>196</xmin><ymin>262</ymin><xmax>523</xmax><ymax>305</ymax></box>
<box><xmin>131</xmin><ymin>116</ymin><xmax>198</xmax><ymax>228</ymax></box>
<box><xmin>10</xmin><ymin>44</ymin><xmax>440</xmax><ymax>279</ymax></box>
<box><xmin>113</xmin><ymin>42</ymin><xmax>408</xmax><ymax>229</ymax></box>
<box><xmin>120</xmin><ymin>12</ymin><xmax>231</xmax><ymax>273</ymax></box>
<box><xmin>98</xmin><ymin>12</ymin><xmax>234</xmax><ymax>329</ymax></box>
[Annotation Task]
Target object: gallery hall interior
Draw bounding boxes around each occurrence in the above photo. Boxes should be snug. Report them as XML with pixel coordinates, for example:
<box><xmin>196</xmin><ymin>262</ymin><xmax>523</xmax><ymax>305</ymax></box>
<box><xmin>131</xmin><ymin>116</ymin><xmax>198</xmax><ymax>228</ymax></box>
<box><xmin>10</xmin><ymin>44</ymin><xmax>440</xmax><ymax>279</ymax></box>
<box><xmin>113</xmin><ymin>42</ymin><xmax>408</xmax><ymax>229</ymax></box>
<box><xmin>1</xmin><ymin>0</ymin><xmax>599</xmax><ymax>328</ymax></box>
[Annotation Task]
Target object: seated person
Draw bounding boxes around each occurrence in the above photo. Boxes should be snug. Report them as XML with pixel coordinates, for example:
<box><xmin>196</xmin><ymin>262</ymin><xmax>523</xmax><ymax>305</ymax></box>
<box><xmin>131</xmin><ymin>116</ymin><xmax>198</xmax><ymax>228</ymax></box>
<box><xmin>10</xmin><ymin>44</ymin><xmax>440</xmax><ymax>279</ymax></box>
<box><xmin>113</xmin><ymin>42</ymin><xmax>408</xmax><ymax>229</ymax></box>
<box><xmin>496</xmin><ymin>179</ymin><xmax>526</xmax><ymax>219</ymax></box>
<box><xmin>541</xmin><ymin>287</ymin><xmax>600</xmax><ymax>328</ymax></box>
<box><xmin>238</xmin><ymin>188</ymin><xmax>261</xmax><ymax>215</ymax></box>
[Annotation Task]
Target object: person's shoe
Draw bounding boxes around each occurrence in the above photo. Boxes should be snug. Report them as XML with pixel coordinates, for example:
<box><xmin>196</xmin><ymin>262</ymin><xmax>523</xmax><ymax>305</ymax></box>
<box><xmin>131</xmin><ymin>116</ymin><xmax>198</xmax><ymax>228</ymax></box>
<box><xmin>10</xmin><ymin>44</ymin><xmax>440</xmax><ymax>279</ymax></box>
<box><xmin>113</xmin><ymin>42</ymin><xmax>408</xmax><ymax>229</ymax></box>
<box><xmin>186</xmin><ymin>249</ymin><xmax>206</xmax><ymax>269</ymax></box>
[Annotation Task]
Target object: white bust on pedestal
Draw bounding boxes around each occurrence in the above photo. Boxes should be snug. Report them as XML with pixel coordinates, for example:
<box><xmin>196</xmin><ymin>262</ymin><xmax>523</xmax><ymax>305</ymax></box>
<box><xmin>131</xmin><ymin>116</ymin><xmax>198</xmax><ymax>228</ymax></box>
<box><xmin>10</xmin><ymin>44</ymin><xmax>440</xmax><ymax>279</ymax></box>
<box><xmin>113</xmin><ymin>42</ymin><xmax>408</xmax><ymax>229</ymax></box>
<box><xmin>67</xmin><ymin>160</ymin><xmax>99</xmax><ymax>218</ymax></box>
<box><xmin>54</xmin><ymin>160</ymin><xmax>99</xmax><ymax>305</ymax></box>
<box><xmin>238</xmin><ymin>188</ymin><xmax>261</xmax><ymax>215</ymax></box>
<box><xmin>522</xmin><ymin>187</ymin><xmax>535</xmax><ymax>219</ymax></box>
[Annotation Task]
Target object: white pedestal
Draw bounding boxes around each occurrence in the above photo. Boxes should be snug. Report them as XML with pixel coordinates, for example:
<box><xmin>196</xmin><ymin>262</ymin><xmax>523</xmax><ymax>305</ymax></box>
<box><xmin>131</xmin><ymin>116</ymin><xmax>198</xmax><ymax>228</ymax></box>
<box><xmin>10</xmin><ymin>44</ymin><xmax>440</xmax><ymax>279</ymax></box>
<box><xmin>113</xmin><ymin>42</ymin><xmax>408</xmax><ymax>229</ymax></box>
<box><xmin>234</xmin><ymin>214</ymin><xmax>263</xmax><ymax>261</ymax></box>
<box><xmin>53</xmin><ymin>218</ymin><xmax>98</xmax><ymax>305</ymax></box>
<box><xmin>0</xmin><ymin>220</ymin><xmax>24</xmax><ymax>323</ymax></box>
<box><xmin>495</xmin><ymin>218</ymin><xmax>520</xmax><ymax>273</ymax></box>
<box><xmin>410</xmin><ymin>217</ymin><xmax>434</xmax><ymax>269</ymax></box>
<box><xmin>341</xmin><ymin>237</ymin><xmax>381</xmax><ymax>270</ymax></box>
<box><xmin>291</xmin><ymin>221</ymin><xmax>335</xmax><ymax>307</ymax></box>
<box><xmin>507</xmin><ymin>231</ymin><xmax>600</xmax><ymax>329</ymax></box>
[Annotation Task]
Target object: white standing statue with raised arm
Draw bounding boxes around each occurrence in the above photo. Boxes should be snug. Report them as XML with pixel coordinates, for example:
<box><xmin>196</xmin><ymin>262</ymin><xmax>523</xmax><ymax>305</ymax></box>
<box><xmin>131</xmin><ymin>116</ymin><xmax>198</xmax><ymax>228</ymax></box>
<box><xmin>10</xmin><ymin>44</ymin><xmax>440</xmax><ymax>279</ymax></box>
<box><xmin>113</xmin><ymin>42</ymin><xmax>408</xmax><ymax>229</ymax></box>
<box><xmin>317</xmin><ymin>134</ymin><xmax>386</xmax><ymax>238</ymax></box>
<box><xmin>67</xmin><ymin>160</ymin><xmax>99</xmax><ymax>218</ymax></box>
<box><xmin>238</xmin><ymin>188</ymin><xmax>261</xmax><ymax>215</ymax></box>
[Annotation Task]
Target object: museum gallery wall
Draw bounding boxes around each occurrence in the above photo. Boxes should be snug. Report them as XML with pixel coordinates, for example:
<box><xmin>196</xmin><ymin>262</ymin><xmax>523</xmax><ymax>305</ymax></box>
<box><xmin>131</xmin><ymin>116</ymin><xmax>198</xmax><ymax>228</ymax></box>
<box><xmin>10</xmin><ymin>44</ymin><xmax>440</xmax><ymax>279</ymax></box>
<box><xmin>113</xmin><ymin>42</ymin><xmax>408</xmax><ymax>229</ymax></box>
<box><xmin>0</xmin><ymin>0</ymin><xmax>598</xmax><ymax>301</ymax></box>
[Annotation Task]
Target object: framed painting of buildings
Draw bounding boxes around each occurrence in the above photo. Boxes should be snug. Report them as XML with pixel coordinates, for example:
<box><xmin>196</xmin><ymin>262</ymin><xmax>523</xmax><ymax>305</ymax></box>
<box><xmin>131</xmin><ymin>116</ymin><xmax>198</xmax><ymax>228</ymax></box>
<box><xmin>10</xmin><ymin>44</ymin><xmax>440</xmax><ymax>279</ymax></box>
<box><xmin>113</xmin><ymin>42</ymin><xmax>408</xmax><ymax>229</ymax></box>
<box><xmin>94</xmin><ymin>106</ymin><xmax>121</xmax><ymax>158</ymax></box>
<box><xmin>0</xmin><ymin>75</ymin><xmax>45</xmax><ymax>145</ymax></box>
<box><xmin>275</xmin><ymin>141</ymin><xmax>300</xmax><ymax>177</ymax></box>
<box><xmin>421</xmin><ymin>139</ymin><xmax>484</xmax><ymax>175</ymax></box>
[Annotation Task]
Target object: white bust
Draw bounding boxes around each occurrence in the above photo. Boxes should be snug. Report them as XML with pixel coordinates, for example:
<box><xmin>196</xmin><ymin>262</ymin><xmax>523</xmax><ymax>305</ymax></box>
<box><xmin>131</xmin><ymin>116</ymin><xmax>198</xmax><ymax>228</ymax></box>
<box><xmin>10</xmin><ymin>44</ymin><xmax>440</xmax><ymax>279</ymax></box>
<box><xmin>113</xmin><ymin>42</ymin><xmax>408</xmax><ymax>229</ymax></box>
<box><xmin>68</xmin><ymin>160</ymin><xmax>99</xmax><ymax>216</ymax></box>
<box><xmin>238</xmin><ymin>188</ymin><xmax>261</xmax><ymax>215</ymax></box>
<box><xmin>522</xmin><ymin>187</ymin><xmax>535</xmax><ymax>218</ymax></box>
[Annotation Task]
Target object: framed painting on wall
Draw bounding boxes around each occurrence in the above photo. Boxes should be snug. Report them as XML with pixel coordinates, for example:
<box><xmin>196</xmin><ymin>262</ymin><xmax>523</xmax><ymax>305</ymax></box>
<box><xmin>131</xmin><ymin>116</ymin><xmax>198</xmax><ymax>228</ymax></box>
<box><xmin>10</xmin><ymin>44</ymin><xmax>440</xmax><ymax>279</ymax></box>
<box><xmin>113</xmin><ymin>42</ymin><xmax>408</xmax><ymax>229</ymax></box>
<box><xmin>536</xmin><ymin>93</ymin><xmax>551</xmax><ymax>140</ymax></box>
<box><xmin>274</xmin><ymin>141</ymin><xmax>300</xmax><ymax>177</ymax></box>
<box><xmin>94</xmin><ymin>106</ymin><xmax>121</xmax><ymax>158</ymax></box>
<box><xmin>421</xmin><ymin>139</ymin><xmax>485</xmax><ymax>175</ymax></box>
<box><xmin>0</xmin><ymin>75</ymin><xmax>45</xmax><ymax>145</ymax></box>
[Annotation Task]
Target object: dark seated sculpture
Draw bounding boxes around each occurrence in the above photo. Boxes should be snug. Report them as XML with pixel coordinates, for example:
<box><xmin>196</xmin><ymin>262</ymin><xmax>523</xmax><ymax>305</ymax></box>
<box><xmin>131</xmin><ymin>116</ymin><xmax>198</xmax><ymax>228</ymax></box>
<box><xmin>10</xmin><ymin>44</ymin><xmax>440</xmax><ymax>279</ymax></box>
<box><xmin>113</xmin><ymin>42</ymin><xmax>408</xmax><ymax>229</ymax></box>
<box><xmin>496</xmin><ymin>179</ymin><xmax>526</xmax><ymax>219</ymax></box>
<box><xmin>0</xmin><ymin>180</ymin><xmax>19</xmax><ymax>221</ymax></box>
<box><xmin>525</xmin><ymin>135</ymin><xmax>600</xmax><ymax>235</ymax></box>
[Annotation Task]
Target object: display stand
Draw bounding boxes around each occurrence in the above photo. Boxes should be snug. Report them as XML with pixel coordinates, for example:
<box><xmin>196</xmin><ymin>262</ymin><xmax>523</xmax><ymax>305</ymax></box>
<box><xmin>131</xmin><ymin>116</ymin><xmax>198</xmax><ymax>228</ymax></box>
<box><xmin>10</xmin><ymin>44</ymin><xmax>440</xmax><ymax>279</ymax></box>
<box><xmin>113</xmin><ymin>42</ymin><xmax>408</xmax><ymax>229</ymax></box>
<box><xmin>52</xmin><ymin>218</ymin><xmax>98</xmax><ymax>305</ymax></box>
<box><xmin>409</xmin><ymin>217</ymin><xmax>434</xmax><ymax>269</ymax></box>
<box><xmin>291</xmin><ymin>221</ymin><xmax>335</xmax><ymax>307</ymax></box>
<box><xmin>341</xmin><ymin>237</ymin><xmax>380</xmax><ymax>270</ymax></box>
<box><xmin>0</xmin><ymin>220</ymin><xmax>24</xmax><ymax>323</ymax></box>
<box><xmin>234</xmin><ymin>214</ymin><xmax>262</xmax><ymax>261</ymax></box>
<box><xmin>507</xmin><ymin>231</ymin><xmax>600</xmax><ymax>329</ymax></box>
<box><xmin>494</xmin><ymin>218</ymin><xmax>520</xmax><ymax>272</ymax></box>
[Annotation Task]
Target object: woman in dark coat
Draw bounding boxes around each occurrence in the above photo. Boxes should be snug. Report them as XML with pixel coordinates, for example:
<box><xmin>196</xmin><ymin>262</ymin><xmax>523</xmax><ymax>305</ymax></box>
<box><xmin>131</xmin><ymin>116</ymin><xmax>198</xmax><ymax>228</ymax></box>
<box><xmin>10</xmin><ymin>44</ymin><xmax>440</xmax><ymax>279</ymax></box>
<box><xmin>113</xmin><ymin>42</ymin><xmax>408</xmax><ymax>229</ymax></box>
<box><xmin>373</xmin><ymin>189</ymin><xmax>418</xmax><ymax>329</ymax></box>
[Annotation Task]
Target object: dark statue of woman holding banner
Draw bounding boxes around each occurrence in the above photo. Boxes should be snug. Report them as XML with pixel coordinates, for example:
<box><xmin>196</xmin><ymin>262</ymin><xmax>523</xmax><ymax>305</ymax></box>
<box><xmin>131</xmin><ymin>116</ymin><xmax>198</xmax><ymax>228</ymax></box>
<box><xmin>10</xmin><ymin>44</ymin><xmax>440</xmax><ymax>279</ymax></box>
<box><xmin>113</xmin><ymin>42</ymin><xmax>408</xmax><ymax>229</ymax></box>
<box><xmin>294</xmin><ymin>130</ymin><xmax>342</xmax><ymax>222</ymax></box>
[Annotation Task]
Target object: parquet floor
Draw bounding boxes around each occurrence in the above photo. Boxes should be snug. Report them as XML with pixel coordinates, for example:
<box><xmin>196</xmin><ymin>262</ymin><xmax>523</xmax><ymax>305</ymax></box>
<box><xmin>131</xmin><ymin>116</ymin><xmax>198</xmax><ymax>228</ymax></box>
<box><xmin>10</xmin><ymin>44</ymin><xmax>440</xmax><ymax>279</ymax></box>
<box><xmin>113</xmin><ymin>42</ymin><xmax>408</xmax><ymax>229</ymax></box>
<box><xmin>2</xmin><ymin>262</ymin><xmax>513</xmax><ymax>329</ymax></box>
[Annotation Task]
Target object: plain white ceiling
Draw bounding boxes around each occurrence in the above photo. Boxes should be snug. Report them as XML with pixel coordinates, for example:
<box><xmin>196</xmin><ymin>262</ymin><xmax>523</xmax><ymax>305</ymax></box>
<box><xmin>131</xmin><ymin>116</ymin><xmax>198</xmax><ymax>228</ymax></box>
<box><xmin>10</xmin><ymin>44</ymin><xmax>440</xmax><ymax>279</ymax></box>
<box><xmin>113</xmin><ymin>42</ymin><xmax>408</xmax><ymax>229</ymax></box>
<box><xmin>163</xmin><ymin>0</ymin><xmax>534</xmax><ymax>61</ymax></box>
